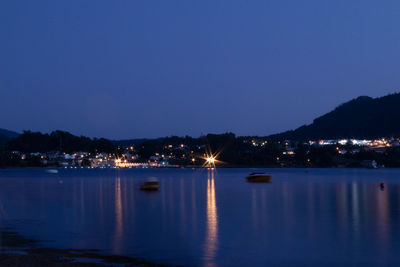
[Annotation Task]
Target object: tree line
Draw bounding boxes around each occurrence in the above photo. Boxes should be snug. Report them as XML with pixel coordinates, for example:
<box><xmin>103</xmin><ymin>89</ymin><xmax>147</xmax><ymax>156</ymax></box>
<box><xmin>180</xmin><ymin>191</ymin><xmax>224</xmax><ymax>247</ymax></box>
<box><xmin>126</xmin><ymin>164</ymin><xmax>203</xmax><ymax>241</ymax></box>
<box><xmin>4</xmin><ymin>130</ymin><xmax>116</xmax><ymax>153</ymax></box>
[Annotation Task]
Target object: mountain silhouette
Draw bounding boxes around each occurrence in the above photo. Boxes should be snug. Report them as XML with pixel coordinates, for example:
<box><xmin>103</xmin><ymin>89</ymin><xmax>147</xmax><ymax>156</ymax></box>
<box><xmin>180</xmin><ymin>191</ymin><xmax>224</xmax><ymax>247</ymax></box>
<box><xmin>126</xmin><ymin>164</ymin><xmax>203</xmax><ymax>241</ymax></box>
<box><xmin>268</xmin><ymin>93</ymin><xmax>400</xmax><ymax>140</ymax></box>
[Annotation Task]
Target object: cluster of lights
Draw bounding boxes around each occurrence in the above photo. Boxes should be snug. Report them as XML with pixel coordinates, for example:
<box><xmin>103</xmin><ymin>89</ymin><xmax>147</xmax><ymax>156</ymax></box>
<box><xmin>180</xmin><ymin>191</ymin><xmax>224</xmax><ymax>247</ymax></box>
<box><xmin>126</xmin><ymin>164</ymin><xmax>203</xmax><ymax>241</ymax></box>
<box><xmin>282</xmin><ymin>151</ymin><xmax>295</xmax><ymax>155</ymax></box>
<box><xmin>312</xmin><ymin>138</ymin><xmax>399</xmax><ymax>148</ymax></box>
<box><xmin>206</xmin><ymin>156</ymin><xmax>215</xmax><ymax>164</ymax></box>
<box><xmin>251</xmin><ymin>140</ymin><xmax>268</xmax><ymax>147</ymax></box>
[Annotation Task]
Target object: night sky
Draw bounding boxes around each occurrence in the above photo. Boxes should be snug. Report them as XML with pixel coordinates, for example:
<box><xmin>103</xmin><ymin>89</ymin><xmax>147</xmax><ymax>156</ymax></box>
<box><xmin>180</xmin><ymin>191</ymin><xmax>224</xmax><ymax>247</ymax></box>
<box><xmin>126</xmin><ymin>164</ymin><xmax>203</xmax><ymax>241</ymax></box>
<box><xmin>1</xmin><ymin>1</ymin><xmax>400</xmax><ymax>139</ymax></box>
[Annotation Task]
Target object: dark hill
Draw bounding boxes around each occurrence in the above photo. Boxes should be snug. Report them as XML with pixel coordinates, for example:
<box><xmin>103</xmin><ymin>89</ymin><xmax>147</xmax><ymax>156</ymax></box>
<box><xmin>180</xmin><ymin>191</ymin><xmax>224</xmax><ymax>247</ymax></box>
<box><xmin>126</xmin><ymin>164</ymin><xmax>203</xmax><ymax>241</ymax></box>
<box><xmin>6</xmin><ymin>130</ymin><xmax>115</xmax><ymax>153</ymax></box>
<box><xmin>0</xmin><ymin>128</ymin><xmax>19</xmax><ymax>150</ymax></box>
<box><xmin>113</xmin><ymin>138</ymin><xmax>165</xmax><ymax>148</ymax></box>
<box><xmin>0</xmin><ymin>128</ymin><xmax>19</xmax><ymax>139</ymax></box>
<box><xmin>268</xmin><ymin>93</ymin><xmax>400</xmax><ymax>140</ymax></box>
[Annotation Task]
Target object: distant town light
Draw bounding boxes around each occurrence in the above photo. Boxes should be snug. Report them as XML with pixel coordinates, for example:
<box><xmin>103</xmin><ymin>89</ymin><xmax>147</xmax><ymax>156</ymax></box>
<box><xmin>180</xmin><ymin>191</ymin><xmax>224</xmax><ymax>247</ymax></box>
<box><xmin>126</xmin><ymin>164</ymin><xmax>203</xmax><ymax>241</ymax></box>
<box><xmin>338</xmin><ymin>139</ymin><xmax>347</xmax><ymax>145</ymax></box>
<box><xmin>207</xmin><ymin>157</ymin><xmax>215</xmax><ymax>164</ymax></box>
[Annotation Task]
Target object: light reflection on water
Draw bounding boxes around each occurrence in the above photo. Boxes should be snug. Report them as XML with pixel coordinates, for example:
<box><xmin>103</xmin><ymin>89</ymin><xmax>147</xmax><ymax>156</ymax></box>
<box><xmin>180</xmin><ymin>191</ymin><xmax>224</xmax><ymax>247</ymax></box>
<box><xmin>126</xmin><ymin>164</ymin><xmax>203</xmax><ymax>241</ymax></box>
<box><xmin>204</xmin><ymin>169</ymin><xmax>218</xmax><ymax>267</ymax></box>
<box><xmin>113</xmin><ymin>177</ymin><xmax>123</xmax><ymax>254</ymax></box>
<box><xmin>1</xmin><ymin>168</ymin><xmax>400</xmax><ymax>266</ymax></box>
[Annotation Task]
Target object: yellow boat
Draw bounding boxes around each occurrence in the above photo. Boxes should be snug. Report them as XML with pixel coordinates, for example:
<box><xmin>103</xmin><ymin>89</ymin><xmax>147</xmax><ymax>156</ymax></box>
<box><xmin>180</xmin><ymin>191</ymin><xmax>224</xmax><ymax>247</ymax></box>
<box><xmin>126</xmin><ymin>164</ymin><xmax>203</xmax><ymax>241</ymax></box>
<box><xmin>140</xmin><ymin>177</ymin><xmax>160</xmax><ymax>191</ymax></box>
<box><xmin>246</xmin><ymin>172</ymin><xmax>272</xmax><ymax>183</ymax></box>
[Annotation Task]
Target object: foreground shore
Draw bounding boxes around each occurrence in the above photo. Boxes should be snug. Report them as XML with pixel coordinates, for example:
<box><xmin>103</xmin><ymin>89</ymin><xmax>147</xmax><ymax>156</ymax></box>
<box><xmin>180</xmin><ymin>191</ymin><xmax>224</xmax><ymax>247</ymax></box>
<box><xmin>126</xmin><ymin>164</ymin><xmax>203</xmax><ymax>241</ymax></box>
<box><xmin>0</xmin><ymin>228</ymin><xmax>175</xmax><ymax>267</ymax></box>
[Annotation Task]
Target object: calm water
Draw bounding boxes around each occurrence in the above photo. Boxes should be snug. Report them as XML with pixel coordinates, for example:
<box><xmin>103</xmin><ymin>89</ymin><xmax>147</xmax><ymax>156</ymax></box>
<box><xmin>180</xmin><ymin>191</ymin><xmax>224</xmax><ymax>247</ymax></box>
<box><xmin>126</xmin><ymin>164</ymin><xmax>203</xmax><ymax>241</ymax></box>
<box><xmin>1</xmin><ymin>168</ymin><xmax>400</xmax><ymax>266</ymax></box>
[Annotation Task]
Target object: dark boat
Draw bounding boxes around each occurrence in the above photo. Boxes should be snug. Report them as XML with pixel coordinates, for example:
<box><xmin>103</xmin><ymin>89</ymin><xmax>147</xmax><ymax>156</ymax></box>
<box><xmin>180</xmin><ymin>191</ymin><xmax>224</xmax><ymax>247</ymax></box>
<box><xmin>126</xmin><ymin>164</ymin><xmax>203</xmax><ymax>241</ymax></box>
<box><xmin>140</xmin><ymin>177</ymin><xmax>160</xmax><ymax>191</ymax></box>
<box><xmin>246</xmin><ymin>172</ymin><xmax>272</xmax><ymax>183</ymax></box>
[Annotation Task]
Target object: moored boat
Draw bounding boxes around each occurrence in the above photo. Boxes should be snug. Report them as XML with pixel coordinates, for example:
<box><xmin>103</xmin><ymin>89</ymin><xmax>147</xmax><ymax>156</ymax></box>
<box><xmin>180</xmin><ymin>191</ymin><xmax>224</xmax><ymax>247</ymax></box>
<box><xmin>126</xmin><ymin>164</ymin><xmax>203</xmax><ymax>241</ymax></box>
<box><xmin>140</xmin><ymin>177</ymin><xmax>160</xmax><ymax>191</ymax></box>
<box><xmin>246</xmin><ymin>172</ymin><xmax>272</xmax><ymax>183</ymax></box>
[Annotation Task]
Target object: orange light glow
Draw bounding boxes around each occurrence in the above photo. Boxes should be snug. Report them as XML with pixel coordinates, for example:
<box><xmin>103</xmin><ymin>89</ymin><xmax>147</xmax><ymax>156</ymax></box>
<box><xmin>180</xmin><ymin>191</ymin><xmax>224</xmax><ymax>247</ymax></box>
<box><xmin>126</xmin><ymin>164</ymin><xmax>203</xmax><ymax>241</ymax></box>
<box><xmin>207</xmin><ymin>157</ymin><xmax>215</xmax><ymax>164</ymax></box>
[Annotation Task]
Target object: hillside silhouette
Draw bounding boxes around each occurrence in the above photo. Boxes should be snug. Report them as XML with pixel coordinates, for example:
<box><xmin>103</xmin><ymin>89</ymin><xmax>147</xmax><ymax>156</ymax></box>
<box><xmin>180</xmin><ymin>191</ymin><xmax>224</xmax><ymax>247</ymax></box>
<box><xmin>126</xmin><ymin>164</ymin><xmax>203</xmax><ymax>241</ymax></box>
<box><xmin>269</xmin><ymin>93</ymin><xmax>400</xmax><ymax>140</ymax></box>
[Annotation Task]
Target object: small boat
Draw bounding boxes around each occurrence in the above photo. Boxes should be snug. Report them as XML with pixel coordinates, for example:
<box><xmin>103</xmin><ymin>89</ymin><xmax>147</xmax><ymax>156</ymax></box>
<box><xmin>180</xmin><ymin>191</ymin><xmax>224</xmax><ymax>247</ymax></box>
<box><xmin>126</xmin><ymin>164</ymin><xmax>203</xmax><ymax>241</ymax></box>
<box><xmin>246</xmin><ymin>172</ymin><xmax>272</xmax><ymax>183</ymax></box>
<box><xmin>46</xmin><ymin>169</ymin><xmax>59</xmax><ymax>174</ymax></box>
<box><xmin>140</xmin><ymin>177</ymin><xmax>160</xmax><ymax>191</ymax></box>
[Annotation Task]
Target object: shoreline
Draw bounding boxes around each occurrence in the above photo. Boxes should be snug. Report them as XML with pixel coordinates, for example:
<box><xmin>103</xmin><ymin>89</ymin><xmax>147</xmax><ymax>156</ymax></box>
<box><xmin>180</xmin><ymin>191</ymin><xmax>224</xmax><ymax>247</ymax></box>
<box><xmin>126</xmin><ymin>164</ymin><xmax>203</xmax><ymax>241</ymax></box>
<box><xmin>0</xmin><ymin>165</ymin><xmax>387</xmax><ymax>169</ymax></box>
<box><xmin>0</xmin><ymin>228</ymin><xmax>176</xmax><ymax>267</ymax></box>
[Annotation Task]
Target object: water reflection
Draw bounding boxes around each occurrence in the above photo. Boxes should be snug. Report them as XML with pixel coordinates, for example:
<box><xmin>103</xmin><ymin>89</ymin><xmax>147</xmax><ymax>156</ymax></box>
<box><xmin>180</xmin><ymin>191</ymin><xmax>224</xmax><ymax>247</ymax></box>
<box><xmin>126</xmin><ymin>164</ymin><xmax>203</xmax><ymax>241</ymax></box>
<box><xmin>204</xmin><ymin>169</ymin><xmax>218</xmax><ymax>266</ymax></box>
<box><xmin>350</xmin><ymin>182</ymin><xmax>360</xmax><ymax>238</ymax></box>
<box><xmin>336</xmin><ymin>182</ymin><xmax>348</xmax><ymax>232</ymax></box>
<box><xmin>282</xmin><ymin>182</ymin><xmax>294</xmax><ymax>231</ymax></box>
<box><xmin>179</xmin><ymin>178</ymin><xmax>186</xmax><ymax>235</ymax></box>
<box><xmin>376</xmin><ymin>184</ymin><xmax>390</xmax><ymax>256</ymax></box>
<box><xmin>191</xmin><ymin>178</ymin><xmax>197</xmax><ymax>233</ymax></box>
<box><xmin>113</xmin><ymin>177</ymin><xmax>123</xmax><ymax>253</ymax></box>
<box><xmin>98</xmin><ymin>178</ymin><xmax>104</xmax><ymax>229</ymax></box>
<box><xmin>251</xmin><ymin>187</ymin><xmax>268</xmax><ymax>232</ymax></box>
<box><xmin>2</xmin><ymin>169</ymin><xmax>400</xmax><ymax>266</ymax></box>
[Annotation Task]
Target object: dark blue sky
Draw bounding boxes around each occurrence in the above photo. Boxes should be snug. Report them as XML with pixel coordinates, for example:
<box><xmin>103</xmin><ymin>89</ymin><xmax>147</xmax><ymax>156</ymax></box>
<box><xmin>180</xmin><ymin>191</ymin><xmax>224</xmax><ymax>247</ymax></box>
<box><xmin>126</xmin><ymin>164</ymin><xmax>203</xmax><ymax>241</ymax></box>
<box><xmin>1</xmin><ymin>1</ymin><xmax>400</xmax><ymax>139</ymax></box>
